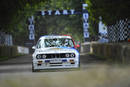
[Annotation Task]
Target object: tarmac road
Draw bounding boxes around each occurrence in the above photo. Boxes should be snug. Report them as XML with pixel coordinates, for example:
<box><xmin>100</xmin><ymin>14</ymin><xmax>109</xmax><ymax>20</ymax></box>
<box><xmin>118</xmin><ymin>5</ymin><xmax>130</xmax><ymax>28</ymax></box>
<box><xmin>0</xmin><ymin>53</ymin><xmax>130</xmax><ymax>87</ymax></box>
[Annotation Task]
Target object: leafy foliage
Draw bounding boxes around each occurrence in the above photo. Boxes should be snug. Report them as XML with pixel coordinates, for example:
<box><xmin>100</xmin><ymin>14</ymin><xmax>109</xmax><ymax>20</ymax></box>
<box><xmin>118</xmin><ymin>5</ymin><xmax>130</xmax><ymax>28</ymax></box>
<box><xmin>0</xmin><ymin>0</ymin><xmax>48</xmax><ymax>45</ymax></box>
<box><xmin>86</xmin><ymin>0</ymin><xmax>130</xmax><ymax>25</ymax></box>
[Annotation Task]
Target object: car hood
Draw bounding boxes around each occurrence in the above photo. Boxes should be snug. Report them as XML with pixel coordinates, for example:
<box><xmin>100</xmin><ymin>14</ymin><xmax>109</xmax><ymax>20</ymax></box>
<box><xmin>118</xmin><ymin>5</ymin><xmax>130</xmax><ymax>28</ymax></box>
<box><xmin>36</xmin><ymin>47</ymin><xmax>77</xmax><ymax>54</ymax></box>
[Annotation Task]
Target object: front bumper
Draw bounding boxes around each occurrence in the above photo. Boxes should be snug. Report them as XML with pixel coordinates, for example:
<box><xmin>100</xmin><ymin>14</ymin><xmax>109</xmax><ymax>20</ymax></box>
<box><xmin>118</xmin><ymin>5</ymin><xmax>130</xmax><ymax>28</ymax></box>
<box><xmin>32</xmin><ymin>58</ymin><xmax>79</xmax><ymax>70</ymax></box>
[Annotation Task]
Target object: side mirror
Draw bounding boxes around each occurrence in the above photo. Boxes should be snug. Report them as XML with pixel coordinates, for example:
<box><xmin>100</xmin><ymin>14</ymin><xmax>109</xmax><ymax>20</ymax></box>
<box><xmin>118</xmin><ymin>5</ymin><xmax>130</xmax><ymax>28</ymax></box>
<box><xmin>32</xmin><ymin>46</ymin><xmax>36</xmax><ymax>49</ymax></box>
<box><xmin>75</xmin><ymin>44</ymin><xmax>80</xmax><ymax>48</ymax></box>
<box><xmin>128</xmin><ymin>38</ymin><xmax>130</xmax><ymax>42</ymax></box>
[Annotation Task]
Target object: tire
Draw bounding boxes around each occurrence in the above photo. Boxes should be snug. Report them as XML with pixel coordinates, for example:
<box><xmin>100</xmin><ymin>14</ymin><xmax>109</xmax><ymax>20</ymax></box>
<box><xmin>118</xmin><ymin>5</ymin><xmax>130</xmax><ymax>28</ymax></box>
<box><xmin>32</xmin><ymin>62</ymin><xmax>36</xmax><ymax>72</ymax></box>
<box><xmin>32</xmin><ymin>62</ymin><xmax>40</xmax><ymax>72</ymax></box>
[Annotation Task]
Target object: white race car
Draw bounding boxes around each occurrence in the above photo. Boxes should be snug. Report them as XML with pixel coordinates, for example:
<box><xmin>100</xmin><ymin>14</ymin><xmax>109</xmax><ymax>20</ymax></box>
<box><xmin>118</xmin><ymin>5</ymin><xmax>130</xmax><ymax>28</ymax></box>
<box><xmin>32</xmin><ymin>35</ymin><xmax>80</xmax><ymax>72</ymax></box>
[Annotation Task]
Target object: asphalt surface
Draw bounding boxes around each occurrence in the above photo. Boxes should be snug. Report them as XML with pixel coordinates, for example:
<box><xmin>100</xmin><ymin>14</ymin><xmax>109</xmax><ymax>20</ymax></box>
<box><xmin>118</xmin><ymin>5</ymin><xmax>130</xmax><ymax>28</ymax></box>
<box><xmin>0</xmin><ymin>53</ymin><xmax>130</xmax><ymax>87</ymax></box>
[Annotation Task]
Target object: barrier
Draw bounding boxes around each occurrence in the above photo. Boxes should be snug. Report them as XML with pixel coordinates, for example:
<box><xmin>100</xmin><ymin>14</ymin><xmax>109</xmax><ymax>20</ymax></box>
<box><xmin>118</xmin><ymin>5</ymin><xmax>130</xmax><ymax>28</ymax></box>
<box><xmin>0</xmin><ymin>45</ymin><xmax>29</xmax><ymax>61</ymax></box>
<box><xmin>81</xmin><ymin>42</ymin><xmax>90</xmax><ymax>53</ymax></box>
<box><xmin>90</xmin><ymin>42</ymin><xmax>130</xmax><ymax>64</ymax></box>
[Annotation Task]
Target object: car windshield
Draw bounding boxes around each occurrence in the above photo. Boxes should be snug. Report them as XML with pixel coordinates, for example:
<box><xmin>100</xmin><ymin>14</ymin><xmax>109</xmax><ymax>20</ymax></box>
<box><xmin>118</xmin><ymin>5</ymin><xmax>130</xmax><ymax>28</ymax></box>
<box><xmin>44</xmin><ymin>38</ymin><xmax>74</xmax><ymax>48</ymax></box>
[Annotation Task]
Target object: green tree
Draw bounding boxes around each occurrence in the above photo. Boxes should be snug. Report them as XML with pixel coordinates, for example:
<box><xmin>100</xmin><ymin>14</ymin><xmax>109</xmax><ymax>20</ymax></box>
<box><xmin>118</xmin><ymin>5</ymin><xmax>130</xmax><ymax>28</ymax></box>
<box><xmin>0</xmin><ymin>0</ymin><xmax>49</xmax><ymax>45</ymax></box>
<box><xmin>86</xmin><ymin>0</ymin><xmax>130</xmax><ymax>25</ymax></box>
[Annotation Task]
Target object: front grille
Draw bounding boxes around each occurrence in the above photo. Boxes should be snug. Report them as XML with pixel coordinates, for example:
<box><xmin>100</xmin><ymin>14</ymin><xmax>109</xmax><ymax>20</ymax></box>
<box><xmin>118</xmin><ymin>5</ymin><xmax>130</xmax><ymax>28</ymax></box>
<box><xmin>38</xmin><ymin>53</ymin><xmax>75</xmax><ymax>59</ymax></box>
<box><xmin>45</xmin><ymin>54</ymin><xmax>63</xmax><ymax>58</ymax></box>
<box><xmin>44</xmin><ymin>53</ymin><xmax>68</xmax><ymax>58</ymax></box>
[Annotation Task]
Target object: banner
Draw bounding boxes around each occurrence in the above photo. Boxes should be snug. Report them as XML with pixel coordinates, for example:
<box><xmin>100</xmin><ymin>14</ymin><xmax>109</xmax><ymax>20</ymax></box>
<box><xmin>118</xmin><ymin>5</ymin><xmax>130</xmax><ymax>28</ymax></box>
<box><xmin>28</xmin><ymin>16</ymin><xmax>35</xmax><ymax>40</ymax></box>
<box><xmin>82</xmin><ymin>4</ymin><xmax>89</xmax><ymax>38</ymax></box>
<box><xmin>84</xmin><ymin>31</ymin><xmax>89</xmax><ymax>38</ymax></box>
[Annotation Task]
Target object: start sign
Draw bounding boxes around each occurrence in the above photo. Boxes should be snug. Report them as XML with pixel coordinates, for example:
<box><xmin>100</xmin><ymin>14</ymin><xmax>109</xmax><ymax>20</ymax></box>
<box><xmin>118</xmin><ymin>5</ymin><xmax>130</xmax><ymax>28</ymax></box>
<box><xmin>41</xmin><ymin>9</ymin><xmax>75</xmax><ymax>16</ymax></box>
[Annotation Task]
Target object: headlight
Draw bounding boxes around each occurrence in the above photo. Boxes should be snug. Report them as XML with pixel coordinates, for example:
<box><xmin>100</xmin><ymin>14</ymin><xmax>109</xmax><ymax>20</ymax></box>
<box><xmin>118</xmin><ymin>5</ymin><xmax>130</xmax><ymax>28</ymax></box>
<box><xmin>42</xmin><ymin>54</ymin><xmax>47</xmax><ymax>59</ymax></box>
<box><xmin>65</xmin><ymin>53</ymin><xmax>75</xmax><ymax>58</ymax></box>
<box><xmin>65</xmin><ymin>53</ymin><xmax>70</xmax><ymax>58</ymax></box>
<box><xmin>36</xmin><ymin>54</ymin><xmax>41</xmax><ymax>59</ymax></box>
<box><xmin>70</xmin><ymin>53</ymin><xmax>75</xmax><ymax>58</ymax></box>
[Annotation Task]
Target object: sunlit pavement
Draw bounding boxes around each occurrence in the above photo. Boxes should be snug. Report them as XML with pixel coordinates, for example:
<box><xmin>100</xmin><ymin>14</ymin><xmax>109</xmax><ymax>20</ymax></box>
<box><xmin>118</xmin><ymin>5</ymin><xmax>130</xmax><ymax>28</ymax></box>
<box><xmin>0</xmin><ymin>53</ymin><xmax>130</xmax><ymax>87</ymax></box>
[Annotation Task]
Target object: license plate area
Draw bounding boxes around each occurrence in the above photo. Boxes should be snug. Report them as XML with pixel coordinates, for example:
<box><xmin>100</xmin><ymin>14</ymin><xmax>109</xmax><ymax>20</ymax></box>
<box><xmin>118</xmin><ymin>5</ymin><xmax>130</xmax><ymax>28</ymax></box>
<box><xmin>50</xmin><ymin>59</ymin><xmax>62</xmax><ymax>63</ymax></box>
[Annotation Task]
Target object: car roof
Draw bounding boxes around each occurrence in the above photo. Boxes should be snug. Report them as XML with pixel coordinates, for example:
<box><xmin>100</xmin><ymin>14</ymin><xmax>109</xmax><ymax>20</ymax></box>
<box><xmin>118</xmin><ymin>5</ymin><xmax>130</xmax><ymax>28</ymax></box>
<box><xmin>40</xmin><ymin>35</ymin><xmax>72</xmax><ymax>39</ymax></box>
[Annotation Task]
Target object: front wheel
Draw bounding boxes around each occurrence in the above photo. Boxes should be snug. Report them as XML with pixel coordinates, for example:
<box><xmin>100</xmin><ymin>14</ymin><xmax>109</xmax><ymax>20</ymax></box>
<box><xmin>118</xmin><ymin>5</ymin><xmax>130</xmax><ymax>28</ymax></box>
<box><xmin>32</xmin><ymin>63</ymin><xmax>40</xmax><ymax>72</ymax></box>
<box><xmin>32</xmin><ymin>62</ymin><xmax>36</xmax><ymax>72</ymax></box>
